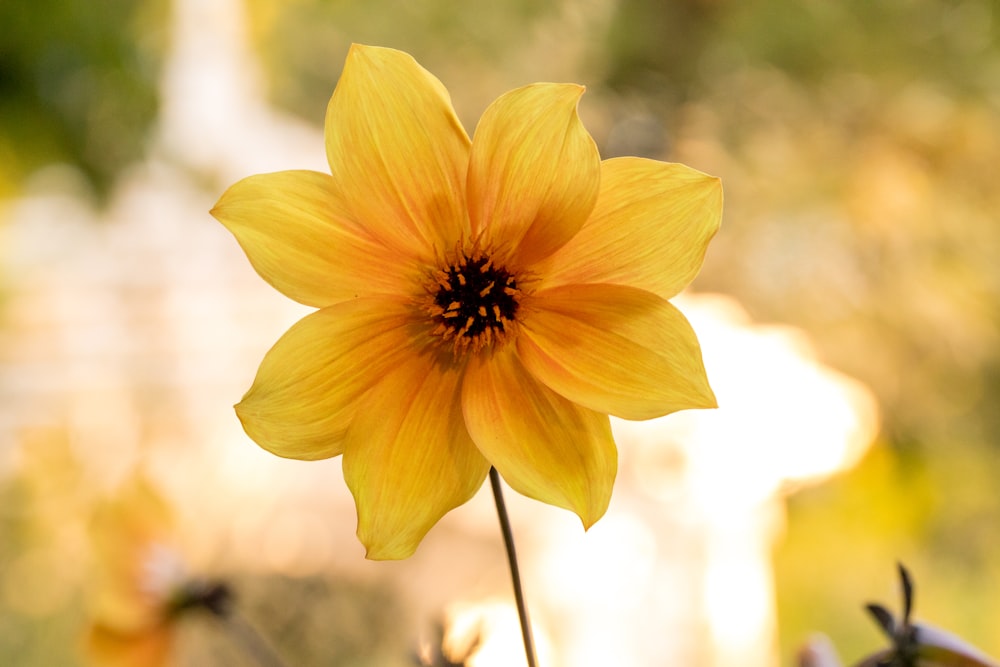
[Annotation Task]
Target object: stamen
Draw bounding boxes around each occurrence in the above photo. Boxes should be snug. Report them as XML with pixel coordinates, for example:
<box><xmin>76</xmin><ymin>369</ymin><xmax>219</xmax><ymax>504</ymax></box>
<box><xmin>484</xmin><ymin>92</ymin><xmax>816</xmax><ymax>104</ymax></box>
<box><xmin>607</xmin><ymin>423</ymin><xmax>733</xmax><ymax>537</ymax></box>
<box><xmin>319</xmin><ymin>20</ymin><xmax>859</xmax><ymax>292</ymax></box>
<box><xmin>434</xmin><ymin>272</ymin><xmax>452</xmax><ymax>291</ymax></box>
<box><xmin>423</xmin><ymin>249</ymin><xmax>524</xmax><ymax>355</ymax></box>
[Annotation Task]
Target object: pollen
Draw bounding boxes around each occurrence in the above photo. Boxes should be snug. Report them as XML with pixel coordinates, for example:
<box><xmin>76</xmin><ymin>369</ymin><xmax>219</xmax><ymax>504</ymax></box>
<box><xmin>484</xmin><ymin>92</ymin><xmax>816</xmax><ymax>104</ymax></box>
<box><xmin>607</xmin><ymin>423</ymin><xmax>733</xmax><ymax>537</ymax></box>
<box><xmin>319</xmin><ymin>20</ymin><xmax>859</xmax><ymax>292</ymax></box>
<box><xmin>425</xmin><ymin>251</ymin><xmax>522</xmax><ymax>354</ymax></box>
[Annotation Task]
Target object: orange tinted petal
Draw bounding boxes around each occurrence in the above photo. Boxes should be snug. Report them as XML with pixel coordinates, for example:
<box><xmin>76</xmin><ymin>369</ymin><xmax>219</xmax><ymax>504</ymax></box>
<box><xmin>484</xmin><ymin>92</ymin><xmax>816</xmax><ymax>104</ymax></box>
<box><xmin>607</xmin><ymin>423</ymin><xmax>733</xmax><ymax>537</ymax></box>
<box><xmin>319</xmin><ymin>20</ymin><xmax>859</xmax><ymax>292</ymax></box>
<box><xmin>325</xmin><ymin>44</ymin><xmax>471</xmax><ymax>256</ymax></box>
<box><xmin>236</xmin><ymin>298</ymin><xmax>419</xmax><ymax>461</ymax></box>
<box><xmin>462</xmin><ymin>348</ymin><xmax>615</xmax><ymax>527</ymax></box>
<box><xmin>84</xmin><ymin>623</ymin><xmax>172</xmax><ymax>667</ymax></box>
<box><xmin>468</xmin><ymin>83</ymin><xmax>600</xmax><ymax>265</ymax></box>
<box><xmin>538</xmin><ymin>157</ymin><xmax>722</xmax><ymax>299</ymax></box>
<box><xmin>519</xmin><ymin>284</ymin><xmax>716</xmax><ymax>420</ymax></box>
<box><xmin>211</xmin><ymin>170</ymin><xmax>415</xmax><ymax>307</ymax></box>
<box><xmin>343</xmin><ymin>353</ymin><xmax>489</xmax><ymax>560</ymax></box>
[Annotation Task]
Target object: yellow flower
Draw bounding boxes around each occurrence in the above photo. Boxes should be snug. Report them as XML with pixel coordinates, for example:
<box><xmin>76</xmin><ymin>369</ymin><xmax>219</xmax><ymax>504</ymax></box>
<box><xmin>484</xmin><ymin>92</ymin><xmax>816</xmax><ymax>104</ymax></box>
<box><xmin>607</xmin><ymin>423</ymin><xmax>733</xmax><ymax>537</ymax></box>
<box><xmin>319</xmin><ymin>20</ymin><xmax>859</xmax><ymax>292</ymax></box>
<box><xmin>84</xmin><ymin>480</ymin><xmax>259</xmax><ymax>666</ymax></box>
<box><xmin>83</xmin><ymin>479</ymin><xmax>188</xmax><ymax>667</ymax></box>
<box><xmin>212</xmin><ymin>44</ymin><xmax>722</xmax><ymax>560</ymax></box>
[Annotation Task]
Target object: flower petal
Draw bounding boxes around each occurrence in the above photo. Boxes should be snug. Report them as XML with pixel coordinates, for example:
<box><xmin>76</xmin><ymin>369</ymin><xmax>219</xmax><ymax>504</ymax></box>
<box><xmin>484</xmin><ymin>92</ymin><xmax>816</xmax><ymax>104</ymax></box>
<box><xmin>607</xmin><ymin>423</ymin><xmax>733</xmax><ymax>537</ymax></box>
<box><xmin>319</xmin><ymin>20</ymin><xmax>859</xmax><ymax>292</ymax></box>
<box><xmin>211</xmin><ymin>170</ymin><xmax>414</xmax><ymax>307</ymax></box>
<box><xmin>537</xmin><ymin>157</ymin><xmax>722</xmax><ymax>300</ymax></box>
<box><xmin>325</xmin><ymin>44</ymin><xmax>471</xmax><ymax>257</ymax></box>
<box><xmin>236</xmin><ymin>298</ymin><xmax>418</xmax><ymax>461</ymax></box>
<box><xmin>462</xmin><ymin>347</ymin><xmax>616</xmax><ymax>528</ymax></box>
<box><xmin>519</xmin><ymin>284</ymin><xmax>716</xmax><ymax>420</ymax></box>
<box><xmin>343</xmin><ymin>354</ymin><xmax>489</xmax><ymax>560</ymax></box>
<box><xmin>912</xmin><ymin>622</ymin><xmax>1000</xmax><ymax>667</ymax></box>
<box><xmin>467</xmin><ymin>83</ymin><xmax>600</xmax><ymax>265</ymax></box>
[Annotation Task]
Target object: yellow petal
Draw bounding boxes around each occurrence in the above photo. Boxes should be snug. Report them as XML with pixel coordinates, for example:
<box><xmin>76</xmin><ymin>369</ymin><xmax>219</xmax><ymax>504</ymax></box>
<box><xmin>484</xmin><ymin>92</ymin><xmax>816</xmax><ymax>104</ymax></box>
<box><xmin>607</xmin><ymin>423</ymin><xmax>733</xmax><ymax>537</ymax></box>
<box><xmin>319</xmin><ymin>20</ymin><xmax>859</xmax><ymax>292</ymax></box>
<box><xmin>462</xmin><ymin>347</ymin><xmax>616</xmax><ymax>528</ymax></box>
<box><xmin>467</xmin><ymin>83</ymin><xmax>600</xmax><ymax>265</ymax></box>
<box><xmin>343</xmin><ymin>353</ymin><xmax>489</xmax><ymax>560</ymax></box>
<box><xmin>236</xmin><ymin>298</ymin><xmax>419</xmax><ymax>461</ymax></box>
<box><xmin>537</xmin><ymin>157</ymin><xmax>722</xmax><ymax>300</ymax></box>
<box><xmin>519</xmin><ymin>284</ymin><xmax>716</xmax><ymax>420</ymax></box>
<box><xmin>325</xmin><ymin>44</ymin><xmax>471</xmax><ymax>257</ymax></box>
<box><xmin>211</xmin><ymin>170</ymin><xmax>414</xmax><ymax>308</ymax></box>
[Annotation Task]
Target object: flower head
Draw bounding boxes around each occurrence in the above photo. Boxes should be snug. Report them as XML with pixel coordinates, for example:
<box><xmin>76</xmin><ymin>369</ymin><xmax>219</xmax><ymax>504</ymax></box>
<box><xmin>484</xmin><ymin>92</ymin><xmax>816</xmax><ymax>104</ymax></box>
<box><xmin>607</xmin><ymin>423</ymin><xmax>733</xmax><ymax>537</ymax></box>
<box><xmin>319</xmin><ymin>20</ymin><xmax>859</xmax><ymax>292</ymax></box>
<box><xmin>212</xmin><ymin>44</ymin><xmax>722</xmax><ymax>559</ymax></box>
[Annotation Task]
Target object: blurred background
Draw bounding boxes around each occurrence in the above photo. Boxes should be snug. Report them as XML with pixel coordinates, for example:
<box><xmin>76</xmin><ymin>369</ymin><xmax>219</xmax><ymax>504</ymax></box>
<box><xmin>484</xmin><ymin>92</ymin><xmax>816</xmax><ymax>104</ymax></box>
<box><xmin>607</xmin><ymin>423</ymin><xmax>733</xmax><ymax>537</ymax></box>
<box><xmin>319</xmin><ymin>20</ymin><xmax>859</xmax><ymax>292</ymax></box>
<box><xmin>1</xmin><ymin>0</ymin><xmax>998</xmax><ymax>665</ymax></box>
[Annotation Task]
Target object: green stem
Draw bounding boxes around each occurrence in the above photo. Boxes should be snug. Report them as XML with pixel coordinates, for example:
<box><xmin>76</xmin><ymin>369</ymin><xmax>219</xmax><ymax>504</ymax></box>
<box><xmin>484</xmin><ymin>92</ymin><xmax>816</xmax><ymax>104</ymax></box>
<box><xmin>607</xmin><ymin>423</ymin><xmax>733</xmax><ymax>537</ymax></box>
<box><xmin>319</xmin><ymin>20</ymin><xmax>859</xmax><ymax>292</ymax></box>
<box><xmin>220</xmin><ymin>609</ymin><xmax>289</xmax><ymax>667</ymax></box>
<box><xmin>195</xmin><ymin>582</ymin><xmax>289</xmax><ymax>667</ymax></box>
<box><xmin>489</xmin><ymin>467</ymin><xmax>538</xmax><ymax>667</ymax></box>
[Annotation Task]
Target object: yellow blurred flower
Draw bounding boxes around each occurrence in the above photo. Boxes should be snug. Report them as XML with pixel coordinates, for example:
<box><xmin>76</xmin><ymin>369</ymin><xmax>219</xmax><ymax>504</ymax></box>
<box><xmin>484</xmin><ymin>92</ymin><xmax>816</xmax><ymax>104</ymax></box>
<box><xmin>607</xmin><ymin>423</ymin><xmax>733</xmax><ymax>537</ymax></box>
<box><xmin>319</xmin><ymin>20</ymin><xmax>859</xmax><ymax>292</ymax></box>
<box><xmin>83</xmin><ymin>478</ymin><xmax>217</xmax><ymax>667</ymax></box>
<box><xmin>212</xmin><ymin>44</ymin><xmax>722</xmax><ymax>559</ymax></box>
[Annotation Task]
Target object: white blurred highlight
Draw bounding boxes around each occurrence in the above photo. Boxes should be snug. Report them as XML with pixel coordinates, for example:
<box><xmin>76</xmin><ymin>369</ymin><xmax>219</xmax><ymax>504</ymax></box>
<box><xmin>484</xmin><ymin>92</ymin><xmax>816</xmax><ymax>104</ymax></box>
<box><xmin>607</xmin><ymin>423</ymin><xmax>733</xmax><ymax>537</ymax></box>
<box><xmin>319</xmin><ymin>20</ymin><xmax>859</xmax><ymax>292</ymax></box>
<box><xmin>444</xmin><ymin>599</ymin><xmax>555</xmax><ymax>667</ymax></box>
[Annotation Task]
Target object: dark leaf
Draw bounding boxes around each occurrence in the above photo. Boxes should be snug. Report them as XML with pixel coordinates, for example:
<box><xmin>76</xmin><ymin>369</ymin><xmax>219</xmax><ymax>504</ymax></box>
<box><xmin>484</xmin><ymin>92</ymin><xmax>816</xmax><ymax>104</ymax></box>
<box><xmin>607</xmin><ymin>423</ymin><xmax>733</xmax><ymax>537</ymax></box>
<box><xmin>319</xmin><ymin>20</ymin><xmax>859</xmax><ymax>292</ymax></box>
<box><xmin>866</xmin><ymin>603</ymin><xmax>896</xmax><ymax>639</ymax></box>
<box><xmin>897</xmin><ymin>563</ymin><xmax>914</xmax><ymax>628</ymax></box>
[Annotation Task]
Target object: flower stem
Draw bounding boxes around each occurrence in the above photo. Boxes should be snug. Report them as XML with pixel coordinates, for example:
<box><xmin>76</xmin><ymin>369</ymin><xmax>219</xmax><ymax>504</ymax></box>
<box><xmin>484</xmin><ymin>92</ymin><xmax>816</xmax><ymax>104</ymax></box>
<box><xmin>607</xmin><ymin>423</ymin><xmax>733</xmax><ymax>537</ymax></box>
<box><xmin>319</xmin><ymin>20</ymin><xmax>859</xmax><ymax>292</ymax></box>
<box><xmin>196</xmin><ymin>582</ymin><xmax>289</xmax><ymax>667</ymax></box>
<box><xmin>489</xmin><ymin>466</ymin><xmax>538</xmax><ymax>667</ymax></box>
<box><xmin>219</xmin><ymin>609</ymin><xmax>290</xmax><ymax>667</ymax></box>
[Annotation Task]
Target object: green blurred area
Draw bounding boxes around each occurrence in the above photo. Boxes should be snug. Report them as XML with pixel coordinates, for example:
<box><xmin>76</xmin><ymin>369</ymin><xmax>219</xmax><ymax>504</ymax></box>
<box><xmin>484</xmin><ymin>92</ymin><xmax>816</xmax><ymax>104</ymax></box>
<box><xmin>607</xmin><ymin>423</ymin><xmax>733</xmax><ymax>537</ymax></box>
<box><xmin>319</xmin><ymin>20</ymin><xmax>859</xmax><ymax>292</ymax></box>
<box><xmin>2</xmin><ymin>0</ymin><xmax>1000</xmax><ymax>664</ymax></box>
<box><xmin>0</xmin><ymin>0</ymin><xmax>168</xmax><ymax>199</ymax></box>
<box><xmin>0</xmin><ymin>428</ymin><xmax>413</xmax><ymax>667</ymax></box>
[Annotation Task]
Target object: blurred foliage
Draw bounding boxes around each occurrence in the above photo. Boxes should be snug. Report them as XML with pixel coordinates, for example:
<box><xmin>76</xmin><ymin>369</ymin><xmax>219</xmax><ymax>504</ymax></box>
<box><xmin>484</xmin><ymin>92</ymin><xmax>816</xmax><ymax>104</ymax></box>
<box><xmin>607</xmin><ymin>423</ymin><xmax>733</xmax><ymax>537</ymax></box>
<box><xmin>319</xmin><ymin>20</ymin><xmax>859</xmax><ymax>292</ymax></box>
<box><xmin>243</xmin><ymin>0</ymin><xmax>559</xmax><ymax>126</ymax></box>
<box><xmin>0</xmin><ymin>427</ymin><xmax>413</xmax><ymax>666</ymax></box>
<box><xmin>716</xmin><ymin>0</ymin><xmax>998</xmax><ymax>92</ymax></box>
<box><xmin>238</xmin><ymin>574</ymin><xmax>411</xmax><ymax>666</ymax></box>
<box><xmin>0</xmin><ymin>429</ymin><xmax>90</xmax><ymax>665</ymax></box>
<box><xmin>603</xmin><ymin>0</ymin><xmax>999</xmax><ymax>99</ymax></box>
<box><xmin>177</xmin><ymin>574</ymin><xmax>413</xmax><ymax>666</ymax></box>
<box><xmin>0</xmin><ymin>0</ymin><xmax>168</xmax><ymax>199</ymax></box>
<box><xmin>603</xmin><ymin>0</ymin><xmax>720</xmax><ymax>100</ymax></box>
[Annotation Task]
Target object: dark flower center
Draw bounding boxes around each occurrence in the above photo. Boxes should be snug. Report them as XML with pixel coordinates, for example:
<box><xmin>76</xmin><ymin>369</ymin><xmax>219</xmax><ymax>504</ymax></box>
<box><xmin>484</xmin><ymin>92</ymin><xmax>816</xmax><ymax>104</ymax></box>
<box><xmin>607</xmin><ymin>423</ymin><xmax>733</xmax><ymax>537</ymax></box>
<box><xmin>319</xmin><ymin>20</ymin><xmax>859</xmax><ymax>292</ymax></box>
<box><xmin>427</xmin><ymin>253</ymin><xmax>521</xmax><ymax>353</ymax></box>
